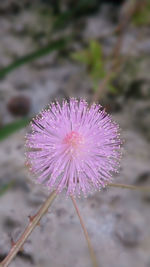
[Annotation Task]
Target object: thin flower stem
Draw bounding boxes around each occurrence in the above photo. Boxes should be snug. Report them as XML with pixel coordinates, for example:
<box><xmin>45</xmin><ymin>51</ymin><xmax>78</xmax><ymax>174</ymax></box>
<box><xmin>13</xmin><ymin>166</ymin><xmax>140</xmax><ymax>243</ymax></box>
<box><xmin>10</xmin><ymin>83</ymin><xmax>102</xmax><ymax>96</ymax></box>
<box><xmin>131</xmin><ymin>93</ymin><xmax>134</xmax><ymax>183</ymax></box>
<box><xmin>0</xmin><ymin>190</ymin><xmax>57</xmax><ymax>267</ymax></box>
<box><xmin>108</xmin><ymin>183</ymin><xmax>150</xmax><ymax>192</ymax></box>
<box><xmin>71</xmin><ymin>195</ymin><xmax>99</xmax><ymax>267</ymax></box>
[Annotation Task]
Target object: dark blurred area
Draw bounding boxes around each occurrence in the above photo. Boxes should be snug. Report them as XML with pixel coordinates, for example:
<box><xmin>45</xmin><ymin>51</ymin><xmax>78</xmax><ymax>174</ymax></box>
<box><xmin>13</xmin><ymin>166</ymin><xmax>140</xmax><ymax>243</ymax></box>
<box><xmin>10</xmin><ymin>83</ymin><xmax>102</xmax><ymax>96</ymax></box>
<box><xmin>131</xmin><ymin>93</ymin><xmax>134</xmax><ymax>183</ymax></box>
<box><xmin>0</xmin><ymin>1</ymin><xmax>150</xmax><ymax>267</ymax></box>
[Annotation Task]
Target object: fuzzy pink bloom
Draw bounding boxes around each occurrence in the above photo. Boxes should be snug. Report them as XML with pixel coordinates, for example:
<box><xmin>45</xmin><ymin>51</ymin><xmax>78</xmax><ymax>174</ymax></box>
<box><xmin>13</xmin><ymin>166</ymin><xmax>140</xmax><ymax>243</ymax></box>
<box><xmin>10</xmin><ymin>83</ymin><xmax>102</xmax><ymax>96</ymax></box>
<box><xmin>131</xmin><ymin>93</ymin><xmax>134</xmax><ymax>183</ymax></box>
<box><xmin>25</xmin><ymin>98</ymin><xmax>121</xmax><ymax>196</ymax></box>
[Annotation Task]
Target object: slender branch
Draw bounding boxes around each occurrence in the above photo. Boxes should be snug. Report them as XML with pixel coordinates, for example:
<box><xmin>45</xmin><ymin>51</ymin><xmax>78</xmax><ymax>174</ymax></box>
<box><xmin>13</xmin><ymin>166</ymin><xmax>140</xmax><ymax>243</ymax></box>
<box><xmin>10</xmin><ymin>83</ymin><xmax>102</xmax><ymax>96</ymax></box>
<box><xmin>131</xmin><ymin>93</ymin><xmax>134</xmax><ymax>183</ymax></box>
<box><xmin>108</xmin><ymin>183</ymin><xmax>150</xmax><ymax>192</ymax></box>
<box><xmin>71</xmin><ymin>195</ymin><xmax>99</xmax><ymax>267</ymax></box>
<box><xmin>0</xmin><ymin>190</ymin><xmax>57</xmax><ymax>267</ymax></box>
<box><xmin>91</xmin><ymin>0</ymin><xmax>147</xmax><ymax>104</ymax></box>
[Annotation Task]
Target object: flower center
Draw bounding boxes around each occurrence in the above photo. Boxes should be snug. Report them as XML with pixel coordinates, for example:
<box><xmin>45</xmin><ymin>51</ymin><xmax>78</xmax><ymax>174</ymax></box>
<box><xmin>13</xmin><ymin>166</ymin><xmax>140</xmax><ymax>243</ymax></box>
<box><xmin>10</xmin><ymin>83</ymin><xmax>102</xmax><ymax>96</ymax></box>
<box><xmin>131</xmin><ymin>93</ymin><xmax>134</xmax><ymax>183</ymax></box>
<box><xmin>64</xmin><ymin>131</ymin><xmax>84</xmax><ymax>149</ymax></box>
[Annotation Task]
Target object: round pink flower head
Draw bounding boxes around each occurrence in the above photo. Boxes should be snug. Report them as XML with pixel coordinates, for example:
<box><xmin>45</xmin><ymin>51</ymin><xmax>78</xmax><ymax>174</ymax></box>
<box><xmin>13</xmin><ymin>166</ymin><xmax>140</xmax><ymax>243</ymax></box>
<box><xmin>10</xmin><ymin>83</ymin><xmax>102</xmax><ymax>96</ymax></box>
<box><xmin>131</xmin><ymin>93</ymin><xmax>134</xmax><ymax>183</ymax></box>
<box><xmin>25</xmin><ymin>98</ymin><xmax>121</xmax><ymax>196</ymax></box>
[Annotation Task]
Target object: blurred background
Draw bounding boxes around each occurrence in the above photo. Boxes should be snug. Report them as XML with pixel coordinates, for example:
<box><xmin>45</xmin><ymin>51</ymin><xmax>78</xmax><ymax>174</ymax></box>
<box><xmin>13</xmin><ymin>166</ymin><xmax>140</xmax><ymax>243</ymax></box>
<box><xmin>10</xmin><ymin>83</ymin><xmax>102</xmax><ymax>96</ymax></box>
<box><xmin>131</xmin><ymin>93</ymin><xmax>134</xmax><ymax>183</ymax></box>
<box><xmin>0</xmin><ymin>0</ymin><xmax>150</xmax><ymax>266</ymax></box>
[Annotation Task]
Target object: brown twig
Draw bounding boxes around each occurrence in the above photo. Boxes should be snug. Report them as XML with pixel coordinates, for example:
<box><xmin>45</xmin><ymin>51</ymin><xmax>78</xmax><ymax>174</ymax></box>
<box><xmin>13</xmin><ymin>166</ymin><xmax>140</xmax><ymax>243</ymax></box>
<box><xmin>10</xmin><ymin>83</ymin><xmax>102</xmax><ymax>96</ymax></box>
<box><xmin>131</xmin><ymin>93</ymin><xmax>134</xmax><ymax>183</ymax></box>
<box><xmin>115</xmin><ymin>0</ymin><xmax>147</xmax><ymax>34</ymax></box>
<box><xmin>92</xmin><ymin>0</ymin><xmax>147</xmax><ymax>104</ymax></box>
<box><xmin>108</xmin><ymin>183</ymin><xmax>150</xmax><ymax>192</ymax></box>
<box><xmin>112</xmin><ymin>0</ymin><xmax>146</xmax><ymax>64</ymax></box>
<box><xmin>71</xmin><ymin>195</ymin><xmax>99</xmax><ymax>267</ymax></box>
<box><xmin>0</xmin><ymin>190</ymin><xmax>57</xmax><ymax>267</ymax></box>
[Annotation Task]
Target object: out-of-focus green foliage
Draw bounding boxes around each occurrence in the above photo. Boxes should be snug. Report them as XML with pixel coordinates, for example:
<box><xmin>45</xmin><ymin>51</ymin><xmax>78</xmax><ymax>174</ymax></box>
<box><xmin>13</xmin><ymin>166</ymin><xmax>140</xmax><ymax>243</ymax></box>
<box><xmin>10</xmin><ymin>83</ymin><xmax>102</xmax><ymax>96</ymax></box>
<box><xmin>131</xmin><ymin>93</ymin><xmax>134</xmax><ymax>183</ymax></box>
<box><xmin>72</xmin><ymin>40</ymin><xmax>105</xmax><ymax>91</ymax></box>
<box><xmin>132</xmin><ymin>1</ymin><xmax>150</xmax><ymax>26</ymax></box>
<box><xmin>0</xmin><ymin>37</ymin><xmax>70</xmax><ymax>79</ymax></box>
<box><xmin>0</xmin><ymin>0</ymin><xmax>100</xmax><ymax>79</ymax></box>
<box><xmin>71</xmin><ymin>40</ymin><xmax>117</xmax><ymax>93</ymax></box>
<box><xmin>0</xmin><ymin>118</ymin><xmax>30</xmax><ymax>141</ymax></box>
<box><xmin>0</xmin><ymin>181</ymin><xmax>15</xmax><ymax>197</ymax></box>
<box><xmin>53</xmin><ymin>0</ymin><xmax>100</xmax><ymax>30</ymax></box>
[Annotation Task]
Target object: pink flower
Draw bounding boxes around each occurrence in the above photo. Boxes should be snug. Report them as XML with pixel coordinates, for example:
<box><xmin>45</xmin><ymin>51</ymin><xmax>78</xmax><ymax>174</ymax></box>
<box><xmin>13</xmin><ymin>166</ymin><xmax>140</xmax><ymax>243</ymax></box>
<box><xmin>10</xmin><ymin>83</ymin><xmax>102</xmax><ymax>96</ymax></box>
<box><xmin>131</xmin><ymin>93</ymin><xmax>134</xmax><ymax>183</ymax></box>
<box><xmin>25</xmin><ymin>98</ymin><xmax>121</xmax><ymax>196</ymax></box>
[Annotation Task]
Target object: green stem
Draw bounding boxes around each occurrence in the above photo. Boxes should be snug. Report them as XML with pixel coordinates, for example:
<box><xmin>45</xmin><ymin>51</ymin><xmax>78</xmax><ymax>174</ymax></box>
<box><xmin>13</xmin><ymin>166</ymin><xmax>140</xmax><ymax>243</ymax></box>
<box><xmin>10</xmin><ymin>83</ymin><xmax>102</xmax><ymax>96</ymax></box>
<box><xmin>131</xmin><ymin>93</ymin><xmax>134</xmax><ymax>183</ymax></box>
<box><xmin>0</xmin><ymin>38</ymin><xmax>70</xmax><ymax>79</ymax></box>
